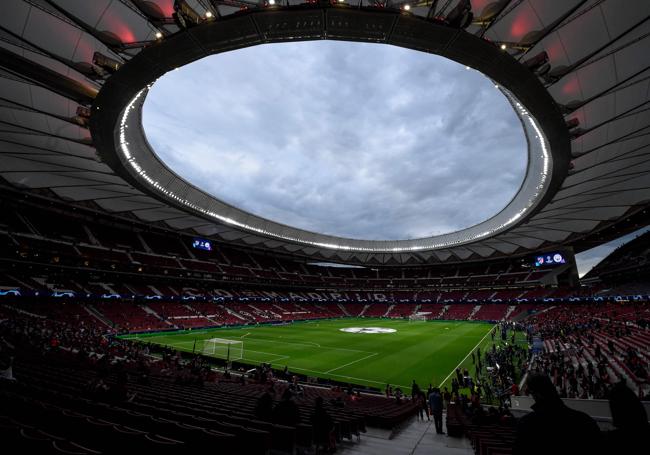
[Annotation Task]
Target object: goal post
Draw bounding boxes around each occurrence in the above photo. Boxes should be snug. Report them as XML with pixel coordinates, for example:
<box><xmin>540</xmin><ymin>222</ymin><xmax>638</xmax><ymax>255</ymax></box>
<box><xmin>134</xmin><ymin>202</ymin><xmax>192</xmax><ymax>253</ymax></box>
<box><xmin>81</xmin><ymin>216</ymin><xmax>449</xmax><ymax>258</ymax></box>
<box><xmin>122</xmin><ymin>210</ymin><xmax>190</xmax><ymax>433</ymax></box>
<box><xmin>200</xmin><ymin>338</ymin><xmax>244</xmax><ymax>361</ymax></box>
<box><xmin>408</xmin><ymin>312</ymin><xmax>429</xmax><ymax>322</ymax></box>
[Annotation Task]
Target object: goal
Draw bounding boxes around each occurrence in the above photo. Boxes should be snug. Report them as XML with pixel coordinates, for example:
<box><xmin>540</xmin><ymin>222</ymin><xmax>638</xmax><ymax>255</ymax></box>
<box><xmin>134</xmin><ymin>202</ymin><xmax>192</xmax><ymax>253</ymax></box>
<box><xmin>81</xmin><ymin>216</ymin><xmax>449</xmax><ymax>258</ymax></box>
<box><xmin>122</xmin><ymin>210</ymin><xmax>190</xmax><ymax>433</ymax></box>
<box><xmin>200</xmin><ymin>338</ymin><xmax>244</xmax><ymax>361</ymax></box>
<box><xmin>408</xmin><ymin>312</ymin><xmax>429</xmax><ymax>322</ymax></box>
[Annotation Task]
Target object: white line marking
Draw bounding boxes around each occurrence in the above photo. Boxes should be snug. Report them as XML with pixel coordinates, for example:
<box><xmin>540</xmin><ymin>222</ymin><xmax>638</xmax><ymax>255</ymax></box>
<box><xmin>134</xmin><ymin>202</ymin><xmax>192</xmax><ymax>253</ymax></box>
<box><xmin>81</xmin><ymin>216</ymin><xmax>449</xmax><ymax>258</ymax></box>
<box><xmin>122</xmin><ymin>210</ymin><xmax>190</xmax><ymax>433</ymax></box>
<box><xmin>264</xmin><ymin>355</ymin><xmax>290</xmax><ymax>364</ymax></box>
<box><xmin>164</xmin><ymin>341</ymin><xmax>288</xmax><ymax>362</ymax></box>
<box><xmin>238</xmin><ymin>336</ymin><xmax>322</xmax><ymax>348</ymax></box>
<box><xmin>324</xmin><ymin>352</ymin><xmax>379</xmax><ymax>374</ymax></box>
<box><xmin>438</xmin><ymin>324</ymin><xmax>495</xmax><ymax>388</ymax></box>
<box><xmin>184</xmin><ymin>335</ymin><xmax>361</xmax><ymax>352</ymax></box>
<box><xmin>288</xmin><ymin>366</ymin><xmax>410</xmax><ymax>389</ymax></box>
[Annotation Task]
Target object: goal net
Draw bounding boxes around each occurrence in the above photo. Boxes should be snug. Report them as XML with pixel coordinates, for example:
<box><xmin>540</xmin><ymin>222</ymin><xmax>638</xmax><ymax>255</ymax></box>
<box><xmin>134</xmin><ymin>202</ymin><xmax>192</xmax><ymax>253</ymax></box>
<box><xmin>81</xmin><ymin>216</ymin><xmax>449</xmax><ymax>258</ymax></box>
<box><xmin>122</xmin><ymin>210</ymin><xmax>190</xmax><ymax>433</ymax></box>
<box><xmin>408</xmin><ymin>312</ymin><xmax>429</xmax><ymax>322</ymax></box>
<box><xmin>200</xmin><ymin>338</ymin><xmax>244</xmax><ymax>361</ymax></box>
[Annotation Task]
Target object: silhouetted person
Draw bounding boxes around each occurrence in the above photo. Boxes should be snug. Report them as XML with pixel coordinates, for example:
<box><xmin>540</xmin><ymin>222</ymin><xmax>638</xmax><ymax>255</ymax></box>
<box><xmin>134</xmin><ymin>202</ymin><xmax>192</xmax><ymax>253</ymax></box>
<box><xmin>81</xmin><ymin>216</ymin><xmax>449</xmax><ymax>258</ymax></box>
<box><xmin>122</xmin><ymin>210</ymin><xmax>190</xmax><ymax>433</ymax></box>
<box><xmin>254</xmin><ymin>390</ymin><xmax>274</xmax><ymax>422</ymax></box>
<box><xmin>411</xmin><ymin>379</ymin><xmax>420</xmax><ymax>399</ymax></box>
<box><xmin>273</xmin><ymin>389</ymin><xmax>300</xmax><ymax>427</ymax></box>
<box><xmin>311</xmin><ymin>397</ymin><xmax>335</xmax><ymax>452</ymax></box>
<box><xmin>513</xmin><ymin>374</ymin><xmax>601</xmax><ymax>455</ymax></box>
<box><xmin>417</xmin><ymin>390</ymin><xmax>430</xmax><ymax>421</ymax></box>
<box><xmin>603</xmin><ymin>381</ymin><xmax>649</xmax><ymax>453</ymax></box>
<box><xmin>429</xmin><ymin>387</ymin><xmax>444</xmax><ymax>434</ymax></box>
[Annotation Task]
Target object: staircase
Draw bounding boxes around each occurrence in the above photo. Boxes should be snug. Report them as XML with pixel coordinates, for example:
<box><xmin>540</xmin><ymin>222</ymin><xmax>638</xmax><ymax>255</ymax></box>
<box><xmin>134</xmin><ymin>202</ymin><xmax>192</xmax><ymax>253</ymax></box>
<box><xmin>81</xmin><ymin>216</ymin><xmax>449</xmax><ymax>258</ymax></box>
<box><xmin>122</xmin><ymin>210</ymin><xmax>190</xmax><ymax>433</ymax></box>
<box><xmin>225</xmin><ymin>306</ymin><xmax>249</xmax><ymax>321</ymax></box>
<box><xmin>382</xmin><ymin>304</ymin><xmax>395</xmax><ymax>317</ymax></box>
<box><xmin>338</xmin><ymin>303</ymin><xmax>351</xmax><ymax>316</ymax></box>
<box><xmin>468</xmin><ymin>305</ymin><xmax>482</xmax><ymax>320</ymax></box>
<box><xmin>272</xmin><ymin>303</ymin><xmax>289</xmax><ymax>315</ymax></box>
<box><xmin>358</xmin><ymin>304</ymin><xmax>371</xmax><ymax>317</ymax></box>
<box><xmin>186</xmin><ymin>304</ymin><xmax>220</xmax><ymax>325</ymax></box>
<box><xmin>142</xmin><ymin>304</ymin><xmax>174</xmax><ymax>326</ymax></box>
<box><xmin>147</xmin><ymin>285</ymin><xmax>163</xmax><ymax>296</ymax></box>
<box><xmin>504</xmin><ymin>305</ymin><xmax>516</xmax><ymax>320</ymax></box>
<box><xmin>6</xmin><ymin>274</ymin><xmax>36</xmax><ymax>290</ymax></box>
<box><xmin>249</xmin><ymin>304</ymin><xmax>281</xmax><ymax>319</ymax></box>
<box><xmin>86</xmin><ymin>305</ymin><xmax>114</xmax><ymax>329</ymax></box>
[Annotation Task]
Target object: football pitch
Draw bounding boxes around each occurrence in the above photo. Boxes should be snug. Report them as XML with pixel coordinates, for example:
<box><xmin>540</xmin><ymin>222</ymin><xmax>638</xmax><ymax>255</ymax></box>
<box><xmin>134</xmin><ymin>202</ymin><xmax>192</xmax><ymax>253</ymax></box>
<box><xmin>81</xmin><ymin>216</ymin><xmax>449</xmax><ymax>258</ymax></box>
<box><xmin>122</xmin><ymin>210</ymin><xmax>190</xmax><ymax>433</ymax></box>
<box><xmin>120</xmin><ymin>318</ymin><xmax>498</xmax><ymax>392</ymax></box>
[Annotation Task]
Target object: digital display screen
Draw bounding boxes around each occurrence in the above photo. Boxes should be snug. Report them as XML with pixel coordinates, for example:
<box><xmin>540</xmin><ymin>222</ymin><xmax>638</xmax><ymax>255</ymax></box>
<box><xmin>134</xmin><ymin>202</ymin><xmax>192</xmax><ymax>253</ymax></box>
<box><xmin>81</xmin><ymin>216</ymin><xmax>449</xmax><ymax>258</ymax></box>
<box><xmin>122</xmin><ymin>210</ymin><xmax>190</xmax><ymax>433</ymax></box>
<box><xmin>534</xmin><ymin>252</ymin><xmax>566</xmax><ymax>267</ymax></box>
<box><xmin>192</xmin><ymin>238</ymin><xmax>212</xmax><ymax>251</ymax></box>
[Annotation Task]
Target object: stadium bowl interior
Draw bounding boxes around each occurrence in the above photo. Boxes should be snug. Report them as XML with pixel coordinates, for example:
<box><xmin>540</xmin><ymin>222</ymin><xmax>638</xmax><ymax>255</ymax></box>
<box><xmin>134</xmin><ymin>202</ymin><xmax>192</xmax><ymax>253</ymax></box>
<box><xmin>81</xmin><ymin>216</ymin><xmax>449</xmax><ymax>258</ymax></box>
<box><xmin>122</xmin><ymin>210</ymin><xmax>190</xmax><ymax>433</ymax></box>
<box><xmin>1</xmin><ymin>1</ymin><xmax>650</xmax><ymax>454</ymax></box>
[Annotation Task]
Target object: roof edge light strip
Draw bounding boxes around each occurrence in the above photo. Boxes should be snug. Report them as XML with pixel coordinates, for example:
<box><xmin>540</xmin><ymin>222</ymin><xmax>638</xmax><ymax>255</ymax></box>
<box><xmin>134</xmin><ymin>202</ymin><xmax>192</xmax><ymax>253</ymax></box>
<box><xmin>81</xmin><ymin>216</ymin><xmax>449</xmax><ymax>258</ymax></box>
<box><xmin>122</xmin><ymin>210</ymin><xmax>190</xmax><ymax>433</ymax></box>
<box><xmin>119</xmin><ymin>82</ymin><xmax>551</xmax><ymax>252</ymax></box>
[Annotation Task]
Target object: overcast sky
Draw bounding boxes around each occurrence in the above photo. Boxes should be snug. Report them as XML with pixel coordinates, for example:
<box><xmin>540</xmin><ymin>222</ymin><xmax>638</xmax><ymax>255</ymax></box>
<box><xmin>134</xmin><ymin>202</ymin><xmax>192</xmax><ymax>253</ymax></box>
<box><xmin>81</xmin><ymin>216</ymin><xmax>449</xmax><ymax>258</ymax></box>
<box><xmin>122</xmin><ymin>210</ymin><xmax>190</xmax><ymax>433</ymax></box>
<box><xmin>143</xmin><ymin>41</ymin><xmax>527</xmax><ymax>241</ymax></box>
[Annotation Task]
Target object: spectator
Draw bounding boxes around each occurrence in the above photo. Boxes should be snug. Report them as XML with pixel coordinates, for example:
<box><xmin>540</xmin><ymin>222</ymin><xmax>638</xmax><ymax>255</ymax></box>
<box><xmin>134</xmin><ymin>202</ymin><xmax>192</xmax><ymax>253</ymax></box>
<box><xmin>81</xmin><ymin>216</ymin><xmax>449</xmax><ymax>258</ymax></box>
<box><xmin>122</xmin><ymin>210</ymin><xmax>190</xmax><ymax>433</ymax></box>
<box><xmin>603</xmin><ymin>382</ymin><xmax>649</xmax><ymax>452</ymax></box>
<box><xmin>411</xmin><ymin>379</ymin><xmax>420</xmax><ymax>400</ymax></box>
<box><xmin>417</xmin><ymin>390</ymin><xmax>430</xmax><ymax>421</ymax></box>
<box><xmin>385</xmin><ymin>383</ymin><xmax>392</xmax><ymax>398</ymax></box>
<box><xmin>394</xmin><ymin>387</ymin><xmax>403</xmax><ymax>404</ymax></box>
<box><xmin>311</xmin><ymin>397</ymin><xmax>336</xmax><ymax>452</ymax></box>
<box><xmin>442</xmin><ymin>387</ymin><xmax>451</xmax><ymax>408</ymax></box>
<box><xmin>511</xmin><ymin>382</ymin><xmax>519</xmax><ymax>396</ymax></box>
<box><xmin>289</xmin><ymin>375</ymin><xmax>303</xmax><ymax>397</ymax></box>
<box><xmin>254</xmin><ymin>389</ymin><xmax>274</xmax><ymax>422</ymax></box>
<box><xmin>273</xmin><ymin>389</ymin><xmax>300</xmax><ymax>427</ymax></box>
<box><xmin>513</xmin><ymin>374</ymin><xmax>601</xmax><ymax>455</ymax></box>
<box><xmin>429</xmin><ymin>387</ymin><xmax>444</xmax><ymax>434</ymax></box>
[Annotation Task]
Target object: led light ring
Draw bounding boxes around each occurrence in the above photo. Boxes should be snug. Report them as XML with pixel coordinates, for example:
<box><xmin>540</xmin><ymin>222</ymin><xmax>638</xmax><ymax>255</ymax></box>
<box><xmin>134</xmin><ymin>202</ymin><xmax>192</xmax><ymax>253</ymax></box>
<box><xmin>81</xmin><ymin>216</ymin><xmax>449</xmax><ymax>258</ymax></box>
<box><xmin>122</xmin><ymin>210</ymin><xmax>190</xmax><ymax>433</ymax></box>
<box><xmin>93</xmin><ymin>8</ymin><xmax>570</xmax><ymax>256</ymax></box>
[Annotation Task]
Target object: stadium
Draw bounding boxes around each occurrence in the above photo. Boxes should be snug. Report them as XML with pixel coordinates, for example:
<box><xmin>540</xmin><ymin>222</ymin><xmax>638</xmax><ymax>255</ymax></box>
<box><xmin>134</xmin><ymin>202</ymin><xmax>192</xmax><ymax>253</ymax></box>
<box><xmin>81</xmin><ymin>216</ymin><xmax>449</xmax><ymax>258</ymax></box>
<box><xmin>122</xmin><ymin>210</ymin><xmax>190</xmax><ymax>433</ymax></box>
<box><xmin>1</xmin><ymin>0</ymin><xmax>649</xmax><ymax>454</ymax></box>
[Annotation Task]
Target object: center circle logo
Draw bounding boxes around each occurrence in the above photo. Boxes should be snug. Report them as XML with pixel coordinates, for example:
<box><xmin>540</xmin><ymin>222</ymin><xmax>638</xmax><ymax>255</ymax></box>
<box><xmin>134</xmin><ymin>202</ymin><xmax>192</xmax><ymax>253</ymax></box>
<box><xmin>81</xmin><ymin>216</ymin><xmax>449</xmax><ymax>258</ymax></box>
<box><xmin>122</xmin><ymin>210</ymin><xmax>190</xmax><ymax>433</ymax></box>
<box><xmin>339</xmin><ymin>327</ymin><xmax>397</xmax><ymax>334</ymax></box>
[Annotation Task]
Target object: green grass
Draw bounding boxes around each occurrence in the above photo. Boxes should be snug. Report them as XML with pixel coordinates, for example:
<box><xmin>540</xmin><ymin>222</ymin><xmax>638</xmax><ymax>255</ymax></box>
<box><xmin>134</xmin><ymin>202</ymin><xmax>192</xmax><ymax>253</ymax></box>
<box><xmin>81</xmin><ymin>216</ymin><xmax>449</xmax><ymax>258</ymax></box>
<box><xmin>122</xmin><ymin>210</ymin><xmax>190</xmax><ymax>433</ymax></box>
<box><xmin>121</xmin><ymin>318</ymin><xmax>498</xmax><ymax>392</ymax></box>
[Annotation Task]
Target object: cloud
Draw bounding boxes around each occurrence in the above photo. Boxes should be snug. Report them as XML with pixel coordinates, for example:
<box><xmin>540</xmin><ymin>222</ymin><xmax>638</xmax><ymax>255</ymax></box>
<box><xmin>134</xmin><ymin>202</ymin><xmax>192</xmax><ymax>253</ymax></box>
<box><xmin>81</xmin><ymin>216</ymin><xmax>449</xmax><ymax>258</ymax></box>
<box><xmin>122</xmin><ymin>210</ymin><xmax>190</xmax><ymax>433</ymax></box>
<box><xmin>143</xmin><ymin>41</ymin><xmax>526</xmax><ymax>240</ymax></box>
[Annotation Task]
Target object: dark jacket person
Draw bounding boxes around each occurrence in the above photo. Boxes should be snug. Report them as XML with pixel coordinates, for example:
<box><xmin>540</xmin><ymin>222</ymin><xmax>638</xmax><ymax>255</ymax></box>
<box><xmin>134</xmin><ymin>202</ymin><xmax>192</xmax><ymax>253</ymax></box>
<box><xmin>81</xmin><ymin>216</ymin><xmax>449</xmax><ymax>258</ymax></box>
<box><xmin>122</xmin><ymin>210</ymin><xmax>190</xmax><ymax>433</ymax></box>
<box><xmin>273</xmin><ymin>389</ymin><xmax>300</xmax><ymax>427</ymax></box>
<box><xmin>513</xmin><ymin>374</ymin><xmax>601</xmax><ymax>455</ymax></box>
<box><xmin>254</xmin><ymin>390</ymin><xmax>274</xmax><ymax>422</ymax></box>
<box><xmin>603</xmin><ymin>381</ymin><xmax>649</xmax><ymax>453</ymax></box>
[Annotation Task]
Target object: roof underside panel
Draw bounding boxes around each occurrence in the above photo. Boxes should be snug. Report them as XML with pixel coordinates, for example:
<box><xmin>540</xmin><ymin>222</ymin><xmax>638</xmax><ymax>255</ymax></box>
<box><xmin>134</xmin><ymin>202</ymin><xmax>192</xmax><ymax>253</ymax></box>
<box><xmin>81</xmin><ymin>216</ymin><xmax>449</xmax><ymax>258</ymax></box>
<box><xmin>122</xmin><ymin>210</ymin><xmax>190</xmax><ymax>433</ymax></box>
<box><xmin>0</xmin><ymin>0</ymin><xmax>648</xmax><ymax>265</ymax></box>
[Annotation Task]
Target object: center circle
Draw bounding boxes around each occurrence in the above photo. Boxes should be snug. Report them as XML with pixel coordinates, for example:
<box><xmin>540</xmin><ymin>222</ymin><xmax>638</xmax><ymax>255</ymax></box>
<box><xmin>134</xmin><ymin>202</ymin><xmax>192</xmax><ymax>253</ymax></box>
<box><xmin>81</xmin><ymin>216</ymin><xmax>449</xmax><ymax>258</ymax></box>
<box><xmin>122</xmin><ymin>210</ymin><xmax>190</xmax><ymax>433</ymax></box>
<box><xmin>340</xmin><ymin>327</ymin><xmax>397</xmax><ymax>334</ymax></box>
<box><xmin>142</xmin><ymin>41</ymin><xmax>527</xmax><ymax>241</ymax></box>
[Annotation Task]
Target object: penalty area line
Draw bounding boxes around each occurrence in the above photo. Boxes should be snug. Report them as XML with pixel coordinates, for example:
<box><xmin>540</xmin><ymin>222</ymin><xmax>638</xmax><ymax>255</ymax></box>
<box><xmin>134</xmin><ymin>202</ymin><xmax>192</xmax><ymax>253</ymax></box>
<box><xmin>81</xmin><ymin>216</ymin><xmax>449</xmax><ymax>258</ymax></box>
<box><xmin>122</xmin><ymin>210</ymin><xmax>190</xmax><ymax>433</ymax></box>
<box><xmin>288</xmin><ymin>365</ymin><xmax>410</xmax><ymax>390</ymax></box>
<box><xmin>324</xmin><ymin>352</ymin><xmax>379</xmax><ymax>374</ymax></box>
<box><xmin>438</xmin><ymin>324</ymin><xmax>496</xmax><ymax>388</ymax></box>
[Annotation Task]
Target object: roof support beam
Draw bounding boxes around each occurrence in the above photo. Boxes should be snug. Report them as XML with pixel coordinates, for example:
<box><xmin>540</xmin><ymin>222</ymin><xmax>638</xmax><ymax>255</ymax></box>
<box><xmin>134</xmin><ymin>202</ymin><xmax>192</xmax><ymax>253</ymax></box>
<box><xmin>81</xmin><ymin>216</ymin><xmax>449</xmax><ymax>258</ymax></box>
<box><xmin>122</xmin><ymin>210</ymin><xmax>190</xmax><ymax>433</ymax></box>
<box><xmin>0</xmin><ymin>25</ymin><xmax>102</xmax><ymax>87</ymax></box>
<box><xmin>516</xmin><ymin>0</ymin><xmax>589</xmax><ymax>58</ymax></box>
<box><xmin>43</xmin><ymin>0</ymin><xmax>130</xmax><ymax>56</ymax></box>
<box><xmin>0</xmin><ymin>95</ymin><xmax>89</xmax><ymax>130</ymax></box>
<box><xmin>0</xmin><ymin>47</ymin><xmax>96</xmax><ymax>104</ymax></box>
<box><xmin>545</xmin><ymin>17</ymin><xmax>650</xmax><ymax>87</ymax></box>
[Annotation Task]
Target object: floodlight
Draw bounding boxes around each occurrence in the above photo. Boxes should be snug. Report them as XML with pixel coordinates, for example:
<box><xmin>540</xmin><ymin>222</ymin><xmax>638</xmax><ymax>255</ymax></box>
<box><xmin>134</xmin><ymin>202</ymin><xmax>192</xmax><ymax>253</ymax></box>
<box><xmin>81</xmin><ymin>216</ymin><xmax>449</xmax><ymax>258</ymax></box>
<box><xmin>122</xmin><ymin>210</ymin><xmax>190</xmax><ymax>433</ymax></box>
<box><xmin>92</xmin><ymin>52</ymin><xmax>121</xmax><ymax>73</ymax></box>
<box><xmin>173</xmin><ymin>0</ymin><xmax>202</xmax><ymax>28</ymax></box>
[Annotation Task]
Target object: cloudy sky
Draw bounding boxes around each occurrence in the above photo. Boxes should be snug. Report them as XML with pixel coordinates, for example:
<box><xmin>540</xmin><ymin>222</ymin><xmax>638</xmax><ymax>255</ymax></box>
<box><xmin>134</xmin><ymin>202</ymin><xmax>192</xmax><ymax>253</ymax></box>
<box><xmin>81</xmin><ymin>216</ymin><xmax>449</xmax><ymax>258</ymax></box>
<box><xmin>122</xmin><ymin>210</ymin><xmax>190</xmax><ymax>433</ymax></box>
<box><xmin>143</xmin><ymin>40</ymin><xmax>527</xmax><ymax>240</ymax></box>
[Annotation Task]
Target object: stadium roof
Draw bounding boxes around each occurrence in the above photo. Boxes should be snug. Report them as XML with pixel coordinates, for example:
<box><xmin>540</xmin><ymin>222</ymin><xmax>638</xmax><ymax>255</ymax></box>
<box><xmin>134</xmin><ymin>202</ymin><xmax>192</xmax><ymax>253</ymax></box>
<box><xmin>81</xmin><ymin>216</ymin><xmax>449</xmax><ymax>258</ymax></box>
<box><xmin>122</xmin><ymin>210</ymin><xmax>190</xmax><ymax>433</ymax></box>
<box><xmin>1</xmin><ymin>0</ymin><xmax>649</xmax><ymax>266</ymax></box>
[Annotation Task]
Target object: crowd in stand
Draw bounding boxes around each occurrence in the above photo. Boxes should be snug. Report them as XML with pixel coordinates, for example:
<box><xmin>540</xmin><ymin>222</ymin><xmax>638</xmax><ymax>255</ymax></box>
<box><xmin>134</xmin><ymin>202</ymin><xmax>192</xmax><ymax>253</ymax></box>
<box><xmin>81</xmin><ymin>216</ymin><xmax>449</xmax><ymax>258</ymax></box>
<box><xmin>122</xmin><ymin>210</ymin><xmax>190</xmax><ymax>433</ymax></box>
<box><xmin>524</xmin><ymin>303</ymin><xmax>650</xmax><ymax>399</ymax></box>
